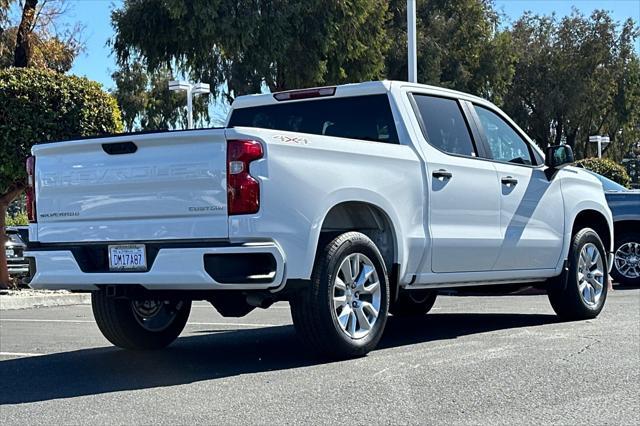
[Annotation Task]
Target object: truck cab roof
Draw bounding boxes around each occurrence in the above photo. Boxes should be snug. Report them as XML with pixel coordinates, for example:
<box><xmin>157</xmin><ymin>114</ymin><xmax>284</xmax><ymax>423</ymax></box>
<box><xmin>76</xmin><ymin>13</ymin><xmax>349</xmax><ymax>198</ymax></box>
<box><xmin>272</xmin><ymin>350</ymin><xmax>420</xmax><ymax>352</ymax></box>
<box><xmin>231</xmin><ymin>80</ymin><xmax>491</xmax><ymax>110</ymax></box>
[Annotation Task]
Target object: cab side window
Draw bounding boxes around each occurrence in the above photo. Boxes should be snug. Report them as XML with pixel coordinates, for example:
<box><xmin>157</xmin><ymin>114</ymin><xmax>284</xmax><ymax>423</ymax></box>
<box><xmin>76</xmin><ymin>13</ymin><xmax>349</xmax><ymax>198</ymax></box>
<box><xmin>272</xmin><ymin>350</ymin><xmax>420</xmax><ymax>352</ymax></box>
<box><xmin>474</xmin><ymin>106</ymin><xmax>534</xmax><ymax>165</ymax></box>
<box><xmin>229</xmin><ymin>95</ymin><xmax>399</xmax><ymax>144</ymax></box>
<box><xmin>413</xmin><ymin>95</ymin><xmax>476</xmax><ymax>157</ymax></box>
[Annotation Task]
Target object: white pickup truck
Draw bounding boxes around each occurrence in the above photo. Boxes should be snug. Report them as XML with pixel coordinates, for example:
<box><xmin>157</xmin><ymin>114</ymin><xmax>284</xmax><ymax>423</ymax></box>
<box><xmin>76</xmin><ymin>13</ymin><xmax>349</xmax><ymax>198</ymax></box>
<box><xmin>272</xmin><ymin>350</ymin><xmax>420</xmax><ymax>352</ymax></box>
<box><xmin>25</xmin><ymin>81</ymin><xmax>614</xmax><ymax>358</ymax></box>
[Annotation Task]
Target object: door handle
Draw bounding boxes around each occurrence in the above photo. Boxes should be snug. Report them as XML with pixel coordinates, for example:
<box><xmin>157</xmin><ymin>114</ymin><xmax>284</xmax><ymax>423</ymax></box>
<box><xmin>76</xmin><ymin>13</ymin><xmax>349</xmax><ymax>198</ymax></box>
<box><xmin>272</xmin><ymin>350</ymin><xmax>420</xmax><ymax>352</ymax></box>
<box><xmin>432</xmin><ymin>169</ymin><xmax>453</xmax><ymax>179</ymax></box>
<box><xmin>501</xmin><ymin>176</ymin><xmax>518</xmax><ymax>186</ymax></box>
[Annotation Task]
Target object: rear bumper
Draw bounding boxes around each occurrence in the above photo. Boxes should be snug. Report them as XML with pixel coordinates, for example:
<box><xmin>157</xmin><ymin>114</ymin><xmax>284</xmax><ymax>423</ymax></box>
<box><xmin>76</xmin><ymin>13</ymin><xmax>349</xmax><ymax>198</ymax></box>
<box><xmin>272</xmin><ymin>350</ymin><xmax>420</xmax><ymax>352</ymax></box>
<box><xmin>25</xmin><ymin>242</ymin><xmax>286</xmax><ymax>291</ymax></box>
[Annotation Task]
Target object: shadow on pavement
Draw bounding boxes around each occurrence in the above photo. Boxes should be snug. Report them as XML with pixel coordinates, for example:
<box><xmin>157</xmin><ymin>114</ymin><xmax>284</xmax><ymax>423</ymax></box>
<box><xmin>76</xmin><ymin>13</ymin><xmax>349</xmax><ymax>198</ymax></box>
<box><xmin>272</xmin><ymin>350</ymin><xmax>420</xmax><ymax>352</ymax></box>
<box><xmin>0</xmin><ymin>312</ymin><xmax>557</xmax><ymax>404</ymax></box>
<box><xmin>612</xmin><ymin>284</ymin><xmax>640</xmax><ymax>291</ymax></box>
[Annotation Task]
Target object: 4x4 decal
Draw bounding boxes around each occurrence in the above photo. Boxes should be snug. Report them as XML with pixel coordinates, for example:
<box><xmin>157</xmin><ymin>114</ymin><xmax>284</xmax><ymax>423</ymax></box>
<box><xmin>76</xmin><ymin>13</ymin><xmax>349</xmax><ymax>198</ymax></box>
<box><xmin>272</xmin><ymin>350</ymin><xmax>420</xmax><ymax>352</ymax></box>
<box><xmin>273</xmin><ymin>135</ymin><xmax>309</xmax><ymax>145</ymax></box>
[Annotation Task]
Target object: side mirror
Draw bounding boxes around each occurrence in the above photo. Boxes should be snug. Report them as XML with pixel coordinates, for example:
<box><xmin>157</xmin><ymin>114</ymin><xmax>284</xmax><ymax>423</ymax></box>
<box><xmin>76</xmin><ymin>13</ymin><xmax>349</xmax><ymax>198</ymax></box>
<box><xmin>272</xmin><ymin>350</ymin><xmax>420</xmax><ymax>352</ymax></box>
<box><xmin>545</xmin><ymin>144</ymin><xmax>574</xmax><ymax>169</ymax></box>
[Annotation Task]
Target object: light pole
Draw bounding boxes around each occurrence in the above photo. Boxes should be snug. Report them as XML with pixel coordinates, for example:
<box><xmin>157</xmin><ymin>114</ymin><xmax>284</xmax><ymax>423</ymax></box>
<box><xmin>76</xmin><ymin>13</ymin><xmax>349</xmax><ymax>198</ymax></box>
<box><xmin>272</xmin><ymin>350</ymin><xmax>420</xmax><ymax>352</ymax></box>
<box><xmin>589</xmin><ymin>135</ymin><xmax>610</xmax><ymax>158</ymax></box>
<box><xmin>168</xmin><ymin>80</ymin><xmax>211</xmax><ymax>129</ymax></box>
<box><xmin>407</xmin><ymin>0</ymin><xmax>417</xmax><ymax>83</ymax></box>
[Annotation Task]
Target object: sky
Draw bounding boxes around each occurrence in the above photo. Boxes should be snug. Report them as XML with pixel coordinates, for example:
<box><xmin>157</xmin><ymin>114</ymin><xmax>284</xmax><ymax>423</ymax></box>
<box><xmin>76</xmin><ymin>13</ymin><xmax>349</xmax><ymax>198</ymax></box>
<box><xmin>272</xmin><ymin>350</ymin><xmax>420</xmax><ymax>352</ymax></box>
<box><xmin>57</xmin><ymin>0</ymin><xmax>640</xmax><ymax>91</ymax></box>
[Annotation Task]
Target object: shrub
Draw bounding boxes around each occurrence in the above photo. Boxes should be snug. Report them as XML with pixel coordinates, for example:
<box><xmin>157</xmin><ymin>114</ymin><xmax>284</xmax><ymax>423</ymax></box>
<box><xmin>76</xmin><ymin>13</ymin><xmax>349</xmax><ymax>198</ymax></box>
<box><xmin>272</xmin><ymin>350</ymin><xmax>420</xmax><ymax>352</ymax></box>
<box><xmin>5</xmin><ymin>211</ymin><xmax>28</xmax><ymax>226</ymax></box>
<box><xmin>0</xmin><ymin>67</ymin><xmax>123</xmax><ymax>287</ymax></box>
<box><xmin>0</xmin><ymin>67</ymin><xmax>123</xmax><ymax>196</ymax></box>
<box><xmin>576</xmin><ymin>157</ymin><xmax>632</xmax><ymax>188</ymax></box>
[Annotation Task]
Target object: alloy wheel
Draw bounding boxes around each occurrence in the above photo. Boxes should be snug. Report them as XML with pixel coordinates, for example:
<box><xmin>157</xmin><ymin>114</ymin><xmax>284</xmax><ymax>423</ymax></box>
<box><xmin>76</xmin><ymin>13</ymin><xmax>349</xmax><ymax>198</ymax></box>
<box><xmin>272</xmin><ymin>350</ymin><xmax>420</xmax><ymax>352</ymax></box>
<box><xmin>332</xmin><ymin>253</ymin><xmax>382</xmax><ymax>339</ymax></box>
<box><xmin>577</xmin><ymin>243</ymin><xmax>605</xmax><ymax>307</ymax></box>
<box><xmin>614</xmin><ymin>242</ymin><xmax>640</xmax><ymax>279</ymax></box>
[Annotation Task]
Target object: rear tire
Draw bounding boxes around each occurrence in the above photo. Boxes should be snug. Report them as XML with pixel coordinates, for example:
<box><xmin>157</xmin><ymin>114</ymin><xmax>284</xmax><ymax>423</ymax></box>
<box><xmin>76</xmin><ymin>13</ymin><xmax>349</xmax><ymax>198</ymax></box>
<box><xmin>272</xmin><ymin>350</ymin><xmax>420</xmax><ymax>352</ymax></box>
<box><xmin>290</xmin><ymin>232</ymin><xmax>390</xmax><ymax>359</ymax></box>
<box><xmin>610</xmin><ymin>231</ymin><xmax>640</xmax><ymax>287</ymax></box>
<box><xmin>390</xmin><ymin>288</ymin><xmax>437</xmax><ymax>317</ymax></box>
<box><xmin>548</xmin><ymin>228</ymin><xmax>608</xmax><ymax>320</ymax></box>
<box><xmin>92</xmin><ymin>291</ymin><xmax>191</xmax><ymax>350</ymax></box>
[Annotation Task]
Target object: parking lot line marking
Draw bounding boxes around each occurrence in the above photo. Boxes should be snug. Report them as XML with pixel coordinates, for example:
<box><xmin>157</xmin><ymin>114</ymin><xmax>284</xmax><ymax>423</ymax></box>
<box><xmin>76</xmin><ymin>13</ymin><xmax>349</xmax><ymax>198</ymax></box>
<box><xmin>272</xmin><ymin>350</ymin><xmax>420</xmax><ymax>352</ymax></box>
<box><xmin>0</xmin><ymin>351</ymin><xmax>44</xmax><ymax>357</ymax></box>
<box><xmin>0</xmin><ymin>318</ymin><xmax>278</xmax><ymax>327</ymax></box>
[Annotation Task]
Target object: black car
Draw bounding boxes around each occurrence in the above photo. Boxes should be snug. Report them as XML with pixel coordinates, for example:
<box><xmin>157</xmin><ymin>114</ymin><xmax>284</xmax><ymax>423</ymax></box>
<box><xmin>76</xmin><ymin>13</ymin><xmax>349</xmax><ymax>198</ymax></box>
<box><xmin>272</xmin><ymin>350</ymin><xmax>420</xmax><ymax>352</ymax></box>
<box><xmin>587</xmin><ymin>172</ymin><xmax>640</xmax><ymax>286</ymax></box>
<box><xmin>5</xmin><ymin>227</ymin><xmax>29</xmax><ymax>284</ymax></box>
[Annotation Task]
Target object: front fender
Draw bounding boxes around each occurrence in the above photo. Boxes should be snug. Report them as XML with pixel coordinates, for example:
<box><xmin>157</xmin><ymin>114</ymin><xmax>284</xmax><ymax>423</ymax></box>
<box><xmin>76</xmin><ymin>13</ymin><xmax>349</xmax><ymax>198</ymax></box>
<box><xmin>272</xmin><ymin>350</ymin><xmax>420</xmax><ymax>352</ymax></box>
<box><xmin>557</xmin><ymin>168</ymin><xmax>614</xmax><ymax>272</ymax></box>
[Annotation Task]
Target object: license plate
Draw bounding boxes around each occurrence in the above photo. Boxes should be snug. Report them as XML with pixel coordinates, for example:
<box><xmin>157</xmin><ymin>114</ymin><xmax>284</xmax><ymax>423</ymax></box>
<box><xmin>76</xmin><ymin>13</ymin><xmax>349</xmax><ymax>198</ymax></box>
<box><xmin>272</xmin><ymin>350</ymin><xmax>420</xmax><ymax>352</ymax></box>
<box><xmin>108</xmin><ymin>244</ymin><xmax>147</xmax><ymax>271</ymax></box>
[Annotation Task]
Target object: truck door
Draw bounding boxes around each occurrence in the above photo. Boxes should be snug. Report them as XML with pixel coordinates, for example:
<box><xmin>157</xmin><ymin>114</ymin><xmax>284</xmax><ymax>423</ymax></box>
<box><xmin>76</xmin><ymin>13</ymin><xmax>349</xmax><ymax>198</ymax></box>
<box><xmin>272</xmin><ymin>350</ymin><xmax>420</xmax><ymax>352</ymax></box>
<box><xmin>470</xmin><ymin>104</ymin><xmax>565</xmax><ymax>270</ymax></box>
<box><xmin>410</xmin><ymin>94</ymin><xmax>502</xmax><ymax>273</ymax></box>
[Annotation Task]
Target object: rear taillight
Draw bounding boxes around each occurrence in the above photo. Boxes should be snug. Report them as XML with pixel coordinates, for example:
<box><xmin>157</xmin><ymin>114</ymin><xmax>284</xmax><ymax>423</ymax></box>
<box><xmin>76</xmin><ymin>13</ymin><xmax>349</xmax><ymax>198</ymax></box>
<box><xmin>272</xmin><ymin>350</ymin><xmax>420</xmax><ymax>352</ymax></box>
<box><xmin>227</xmin><ymin>140</ymin><xmax>263</xmax><ymax>215</ymax></box>
<box><xmin>26</xmin><ymin>156</ymin><xmax>36</xmax><ymax>222</ymax></box>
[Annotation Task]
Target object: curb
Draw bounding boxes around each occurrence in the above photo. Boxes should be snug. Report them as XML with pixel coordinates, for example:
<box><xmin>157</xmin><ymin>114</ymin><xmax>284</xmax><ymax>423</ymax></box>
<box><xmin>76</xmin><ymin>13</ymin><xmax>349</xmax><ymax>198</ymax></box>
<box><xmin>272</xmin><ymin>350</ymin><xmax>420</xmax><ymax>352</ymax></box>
<box><xmin>0</xmin><ymin>293</ymin><xmax>91</xmax><ymax>310</ymax></box>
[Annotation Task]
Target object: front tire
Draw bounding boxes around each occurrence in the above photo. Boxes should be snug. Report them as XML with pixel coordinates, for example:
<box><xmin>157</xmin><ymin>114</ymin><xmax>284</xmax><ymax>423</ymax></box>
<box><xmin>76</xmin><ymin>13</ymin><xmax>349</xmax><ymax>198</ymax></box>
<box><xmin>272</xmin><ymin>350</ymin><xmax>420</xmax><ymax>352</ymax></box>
<box><xmin>290</xmin><ymin>232</ymin><xmax>390</xmax><ymax>359</ymax></box>
<box><xmin>548</xmin><ymin>228</ymin><xmax>608</xmax><ymax>320</ymax></box>
<box><xmin>611</xmin><ymin>231</ymin><xmax>640</xmax><ymax>287</ymax></box>
<box><xmin>92</xmin><ymin>291</ymin><xmax>191</xmax><ymax>350</ymax></box>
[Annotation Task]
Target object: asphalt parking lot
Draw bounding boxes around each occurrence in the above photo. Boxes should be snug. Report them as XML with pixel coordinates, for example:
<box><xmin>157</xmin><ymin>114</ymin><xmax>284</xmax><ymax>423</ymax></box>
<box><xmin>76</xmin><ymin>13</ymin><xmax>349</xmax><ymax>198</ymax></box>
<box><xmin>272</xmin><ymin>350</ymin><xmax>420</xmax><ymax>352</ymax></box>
<box><xmin>1</xmin><ymin>289</ymin><xmax>639</xmax><ymax>425</ymax></box>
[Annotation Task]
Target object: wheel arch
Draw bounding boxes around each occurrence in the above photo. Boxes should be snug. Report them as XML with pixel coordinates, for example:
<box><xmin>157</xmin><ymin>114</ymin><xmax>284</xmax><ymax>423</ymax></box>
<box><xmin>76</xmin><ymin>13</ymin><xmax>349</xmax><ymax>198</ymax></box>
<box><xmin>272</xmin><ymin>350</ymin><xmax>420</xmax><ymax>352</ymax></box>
<box><xmin>610</xmin><ymin>219</ymin><xmax>640</xmax><ymax>284</ymax></box>
<box><xmin>572</xmin><ymin>209</ymin><xmax>612</xmax><ymax>255</ymax></box>
<box><xmin>319</xmin><ymin>201</ymin><xmax>399</xmax><ymax>269</ymax></box>
<box><xmin>307</xmin><ymin>197</ymin><xmax>405</xmax><ymax>301</ymax></box>
<box><xmin>550</xmin><ymin>206</ymin><xmax>613</xmax><ymax>291</ymax></box>
<box><xmin>612</xmin><ymin>220</ymin><xmax>639</xmax><ymax>242</ymax></box>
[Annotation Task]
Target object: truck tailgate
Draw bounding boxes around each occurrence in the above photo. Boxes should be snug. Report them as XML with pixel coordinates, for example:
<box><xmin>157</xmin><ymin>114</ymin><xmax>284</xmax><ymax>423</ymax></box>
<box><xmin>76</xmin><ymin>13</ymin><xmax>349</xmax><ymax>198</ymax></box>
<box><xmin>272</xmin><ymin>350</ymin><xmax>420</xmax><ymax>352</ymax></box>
<box><xmin>32</xmin><ymin>130</ymin><xmax>229</xmax><ymax>243</ymax></box>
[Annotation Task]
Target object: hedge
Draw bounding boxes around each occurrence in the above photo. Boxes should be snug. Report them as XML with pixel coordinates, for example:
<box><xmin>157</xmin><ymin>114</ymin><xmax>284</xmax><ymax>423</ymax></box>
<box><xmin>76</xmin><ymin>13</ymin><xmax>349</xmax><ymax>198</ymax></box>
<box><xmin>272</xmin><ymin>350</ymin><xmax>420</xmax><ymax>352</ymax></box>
<box><xmin>0</xmin><ymin>67</ymin><xmax>123</xmax><ymax>194</ymax></box>
<box><xmin>576</xmin><ymin>157</ymin><xmax>632</xmax><ymax>188</ymax></box>
<box><xmin>5</xmin><ymin>211</ymin><xmax>28</xmax><ymax>226</ymax></box>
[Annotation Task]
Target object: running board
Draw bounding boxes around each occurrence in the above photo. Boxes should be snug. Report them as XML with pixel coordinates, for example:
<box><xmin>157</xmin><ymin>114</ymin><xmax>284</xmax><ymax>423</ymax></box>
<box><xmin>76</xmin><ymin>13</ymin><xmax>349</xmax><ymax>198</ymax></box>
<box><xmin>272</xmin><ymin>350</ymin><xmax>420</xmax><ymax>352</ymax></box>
<box><xmin>404</xmin><ymin>278</ymin><xmax>547</xmax><ymax>290</ymax></box>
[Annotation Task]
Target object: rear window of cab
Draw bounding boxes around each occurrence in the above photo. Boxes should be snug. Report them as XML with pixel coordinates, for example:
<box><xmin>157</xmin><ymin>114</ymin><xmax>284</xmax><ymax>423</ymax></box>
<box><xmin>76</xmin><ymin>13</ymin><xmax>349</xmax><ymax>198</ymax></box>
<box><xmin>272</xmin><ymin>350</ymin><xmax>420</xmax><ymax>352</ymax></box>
<box><xmin>228</xmin><ymin>94</ymin><xmax>399</xmax><ymax>144</ymax></box>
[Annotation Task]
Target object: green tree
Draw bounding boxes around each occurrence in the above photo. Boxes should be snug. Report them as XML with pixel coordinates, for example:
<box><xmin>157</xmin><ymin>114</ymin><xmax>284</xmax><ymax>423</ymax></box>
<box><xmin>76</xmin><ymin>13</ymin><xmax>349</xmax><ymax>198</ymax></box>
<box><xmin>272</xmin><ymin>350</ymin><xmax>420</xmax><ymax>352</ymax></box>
<box><xmin>1</xmin><ymin>1</ymin><xmax>16</xmax><ymax>63</ymax></box>
<box><xmin>1</xmin><ymin>0</ymin><xmax>84</xmax><ymax>71</ymax></box>
<box><xmin>385</xmin><ymin>0</ymin><xmax>516</xmax><ymax>105</ymax></box>
<box><xmin>111</xmin><ymin>61</ymin><xmax>210</xmax><ymax>131</ymax></box>
<box><xmin>503</xmin><ymin>10</ymin><xmax>639</xmax><ymax>159</ymax></box>
<box><xmin>111</xmin><ymin>0</ymin><xmax>390</xmax><ymax>101</ymax></box>
<box><xmin>0</xmin><ymin>67</ymin><xmax>123</xmax><ymax>287</ymax></box>
<box><xmin>0</xmin><ymin>1</ymin><xmax>11</xmax><ymax>35</ymax></box>
<box><xmin>1</xmin><ymin>1</ymin><xmax>87</xmax><ymax>287</ymax></box>
<box><xmin>13</xmin><ymin>0</ymin><xmax>38</xmax><ymax>67</ymax></box>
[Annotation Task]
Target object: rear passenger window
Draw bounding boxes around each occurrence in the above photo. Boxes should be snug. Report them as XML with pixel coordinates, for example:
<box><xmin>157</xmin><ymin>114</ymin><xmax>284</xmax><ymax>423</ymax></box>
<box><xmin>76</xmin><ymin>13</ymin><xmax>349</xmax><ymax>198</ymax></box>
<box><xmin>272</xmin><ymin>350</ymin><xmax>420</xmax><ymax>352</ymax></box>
<box><xmin>228</xmin><ymin>94</ymin><xmax>399</xmax><ymax>144</ymax></box>
<box><xmin>412</xmin><ymin>95</ymin><xmax>476</xmax><ymax>157</ymax></box>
